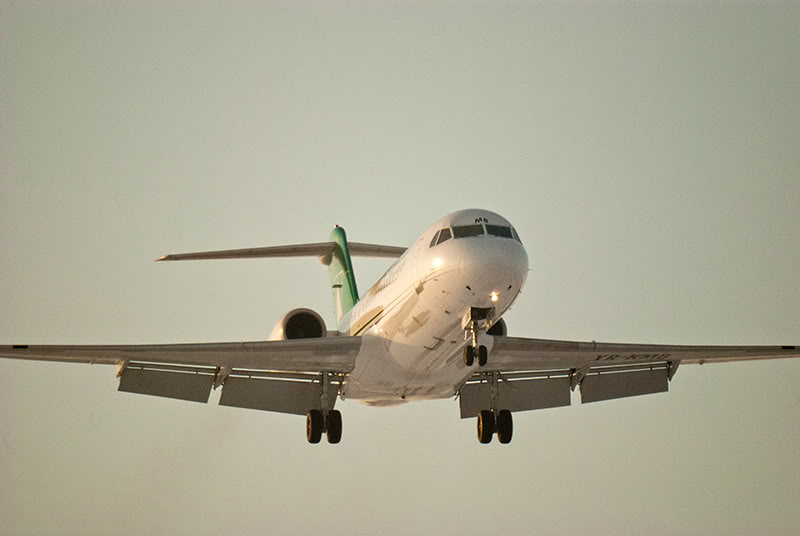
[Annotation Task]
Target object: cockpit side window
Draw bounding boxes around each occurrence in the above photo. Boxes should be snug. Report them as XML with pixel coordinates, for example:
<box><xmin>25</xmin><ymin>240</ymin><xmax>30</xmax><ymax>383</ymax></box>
<box><xmin>429</xmin><ymin>230</ymin><xmax>441</xmax><ymax>248</ymax></box>
<box><xmin>452</xmin><ymin>224</ymin><xmax>485</xmax><ymax>238</ymax></box>
<box><xmin>485</xmin><ymin>224</ymin><xmax>513</xmax><ymax>239</ymax></box>
<box><xmin>511</xmin><ymin>227</ymin><xmax>522</xmax><ymax>243</ymax></box>
<box><xmin>436</xmin><ymin>227</ymin><xmax>452</xmax><ymax>245</ymax></box>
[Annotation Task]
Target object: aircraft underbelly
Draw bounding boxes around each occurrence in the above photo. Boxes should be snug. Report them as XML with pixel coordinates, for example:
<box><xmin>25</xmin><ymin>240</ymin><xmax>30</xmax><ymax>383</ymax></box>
<box><xmin>342</xmin><ymin>269</ymin><xmax>517</xmax><ymax>404</ymax></box>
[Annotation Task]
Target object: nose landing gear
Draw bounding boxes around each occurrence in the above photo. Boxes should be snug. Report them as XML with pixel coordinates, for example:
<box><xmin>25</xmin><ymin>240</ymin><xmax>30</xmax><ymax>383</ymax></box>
<box><xmin>463</xmin><ymin>344</ymin><xmax>488</xmax><ymax>367</ymax></box>
<box><xmin>463</xmin><ymin>307</ymin><xmax>494</xmax><ymax>367</ymax></box>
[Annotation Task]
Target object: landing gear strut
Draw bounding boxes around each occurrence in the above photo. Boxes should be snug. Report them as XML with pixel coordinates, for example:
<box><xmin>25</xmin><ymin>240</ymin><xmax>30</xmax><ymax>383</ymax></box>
<box><xmin>306</xmin><ymin>372</ymin><xmax>342</xmax><ymax>444</ymax></box>
<box><xmin>463</xmin><ymin>308</ymin><xmax>492</xmax><ymax>367</ymax></box>
<box><xmin>474</xmin><ymin>370</ymin><xmax>513</xmax><ymax>444</ymax></box>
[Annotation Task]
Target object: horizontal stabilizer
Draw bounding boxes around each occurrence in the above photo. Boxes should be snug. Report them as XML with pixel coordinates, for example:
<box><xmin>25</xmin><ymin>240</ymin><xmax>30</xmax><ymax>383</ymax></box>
<box><xmin>157</xmin><ymin>241</ymin><xmax>406</xmax><ymax>262</ymax></box>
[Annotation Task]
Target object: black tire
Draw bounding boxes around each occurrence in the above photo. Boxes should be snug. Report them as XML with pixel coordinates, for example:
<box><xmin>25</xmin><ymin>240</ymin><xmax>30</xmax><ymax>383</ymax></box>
<box><xmin>478</xmin><ymin>345</ymin><xmax>488</xmax><ymax>367</ymax></box>
<box><xmin>496</xmin><ymin>409</ymin><xmax>513</xmax><ymax>444</ymax></box>
<box><xmin>477</xmin><ymin>410</ymin><xmax>495</xmax><ymax>444</ymax></box>
<box><xmin>464</xmin><ymin>345</ymin><xmax>475</xmax><ymax>367</ymax></box>
<box><xmin>306</xmin><ymin>409</ymin><xmax>323</xmax><ymax>444</ymax></box>
<box><xmin>326</xmin><ymin>410</ymin><xmax>342</xmax><ymax>444</ymax></box>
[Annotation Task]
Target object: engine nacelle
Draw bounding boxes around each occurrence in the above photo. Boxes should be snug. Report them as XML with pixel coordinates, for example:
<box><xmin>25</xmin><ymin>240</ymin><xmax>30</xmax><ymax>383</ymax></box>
<box><xmin>269</xmin><ymin>308</ymin><xmax>328</xmax><ymax>340</ymax></box>
<box><xmin>486</xmin><ymin>318</ymin><xmax>507</xmax><ymax>337</ymax></box>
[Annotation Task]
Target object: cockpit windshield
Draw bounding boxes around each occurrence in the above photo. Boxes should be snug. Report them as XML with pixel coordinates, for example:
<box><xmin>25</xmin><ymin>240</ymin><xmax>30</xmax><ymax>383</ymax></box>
<box><xmin>485</xmin><ymin>224</ymin><xmax>513</xmax><ymax>239</ymax></box>
<box><xmin>432</xmin><ymin>222</ymin><xmax>520</xmax><ymax>243</ymax></box>
<box><xmin>429</xmin><ymin>228</ymin><xmax>452</xmax><ymax>248</ymax></box>
<box><xmin>436</xmin><ymin>228</ymin><xmax>452</xmax><ymax>245</ymax></box>
<box><xmin>452</xmin><ymin>224</ymin><xmax>485</xmax><ymax>238</ymax></box>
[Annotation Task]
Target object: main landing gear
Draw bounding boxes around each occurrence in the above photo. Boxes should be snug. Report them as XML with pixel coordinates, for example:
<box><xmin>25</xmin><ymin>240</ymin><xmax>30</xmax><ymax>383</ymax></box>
<box><xmin>306</xmin><ymin>372</ymin><xmax>342</xmax><ymax>444</ymax></box>
<box><xmin>473</xmin><ymin>370</ymin><xmax>512</xmax><ymax>444</ymax></box>
<box><xmin>306</xmin><ymin>409</ymin><xmax>342</xmax><ymax>444</ymax></box>
<box><xmin>477</xmin><ymin>409</ymin><xmax>513</xmax><ymax>444</ymax></box>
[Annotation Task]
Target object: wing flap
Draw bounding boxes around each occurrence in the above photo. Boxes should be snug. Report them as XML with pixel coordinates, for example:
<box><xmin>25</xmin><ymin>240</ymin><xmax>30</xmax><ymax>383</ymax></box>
<box><xmin>580</xmin><ymin>366</ymin><xmax>668</xmax><ymax>404</ymax></box>
<box><xmin>459</xmin><ymin>375</ymin><xmax>570</xmax><ymax>418</ymax></box>
<box><xmin>219</xmin><ymin>375</ymin><xmax>340</xmax><ymax>415</ymax></box>
<box><xmin>118</xmin><ymin>366</ymin><xmax>214</xmax><ymax>403</ymax></box>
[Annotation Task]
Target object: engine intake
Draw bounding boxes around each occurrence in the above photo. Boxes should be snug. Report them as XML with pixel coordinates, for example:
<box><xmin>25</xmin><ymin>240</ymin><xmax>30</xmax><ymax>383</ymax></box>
<box><xmin>269</xmin><ymin>308</ymin><xmax>328</xmax><ymax>340</ymax></box>
<box><xmin>487</xmin><ymin>318</ymin><xmax>507</xmax><ymax>337</ymax></box>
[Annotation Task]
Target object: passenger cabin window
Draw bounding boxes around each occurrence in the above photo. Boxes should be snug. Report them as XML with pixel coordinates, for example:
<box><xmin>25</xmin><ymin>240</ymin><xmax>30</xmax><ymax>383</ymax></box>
<box><xmin>429</xmin><ymin>230</ymin><xmax>440</xmax><ymax>248</ymax></box>
<box><xmin>452</xmin><ymin>224</ymin><xmax>485</xmax><ymax>238</ymax></box>
<box><xmin>436</xmin><ymin>228</ymin><xmax>452</xmax><ymax>245</ymax></box>
<box><xmin>485</xmin><ymin>224</ymin><xmax>513</xmax><ymax>239</ymax></box>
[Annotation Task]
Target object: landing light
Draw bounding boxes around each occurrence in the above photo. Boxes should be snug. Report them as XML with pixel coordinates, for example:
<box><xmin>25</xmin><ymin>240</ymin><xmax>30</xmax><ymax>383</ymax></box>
<box><xmin>490</xmin><ymin>292</ymin><xmax>499</xmax><ymax>302</ymax></box>
<box><xmin>432</xmin><ymin>258</ymin><xmax>442</xmax><ymax>269</ymax></box>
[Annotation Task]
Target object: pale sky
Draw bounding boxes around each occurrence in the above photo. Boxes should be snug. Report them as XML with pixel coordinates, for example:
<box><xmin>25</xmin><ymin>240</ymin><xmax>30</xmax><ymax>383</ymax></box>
<box><xmin>1</xmin><ymin>2</ymin><xmax>799</xmax><ymax>535</ymax></box>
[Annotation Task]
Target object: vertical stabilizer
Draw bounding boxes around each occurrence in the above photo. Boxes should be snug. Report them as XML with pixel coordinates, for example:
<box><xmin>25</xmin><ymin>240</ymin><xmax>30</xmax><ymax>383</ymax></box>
<box><xmin>327</xmin><ymin>226</ymin><xmax>359</xmax><ymax>323</ymax></box>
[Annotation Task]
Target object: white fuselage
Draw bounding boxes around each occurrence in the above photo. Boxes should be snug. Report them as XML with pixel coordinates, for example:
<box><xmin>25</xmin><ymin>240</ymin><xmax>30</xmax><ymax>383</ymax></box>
<box><xmin>338</xmin><ymin>209</ymin><xmax>529</xmax><ymax>405</ymax></box>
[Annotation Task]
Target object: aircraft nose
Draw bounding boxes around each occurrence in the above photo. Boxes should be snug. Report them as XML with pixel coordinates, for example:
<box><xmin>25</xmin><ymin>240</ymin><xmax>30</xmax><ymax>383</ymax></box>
<box><xmin>456</xmin><ymin>238</ymin><xmax>529</xmax><ymax>302</ymax></box>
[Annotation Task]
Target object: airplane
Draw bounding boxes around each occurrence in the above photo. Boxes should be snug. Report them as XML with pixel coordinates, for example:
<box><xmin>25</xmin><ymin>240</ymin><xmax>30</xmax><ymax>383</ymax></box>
<box><xmin>2</xmin><ymin>208</ymin><xmax>799</xmax><ymax>445</ymax></box>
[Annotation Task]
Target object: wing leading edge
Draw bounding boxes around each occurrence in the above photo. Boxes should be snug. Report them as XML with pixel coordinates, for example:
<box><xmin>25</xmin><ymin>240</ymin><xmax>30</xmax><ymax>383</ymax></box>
<box><xmin>0</xmin><ymin>337</ymin><xmax>361</xmax><ymax>371</ymax></box>
<box><xmin>487</xmin><ymin>336</ymin><xmax>800</xmax><ymax>372</ymax></box>
<box><xmin>8</xmin><ymin>337</ymin><xmax>793</xmax><ymax>372</ymax></box>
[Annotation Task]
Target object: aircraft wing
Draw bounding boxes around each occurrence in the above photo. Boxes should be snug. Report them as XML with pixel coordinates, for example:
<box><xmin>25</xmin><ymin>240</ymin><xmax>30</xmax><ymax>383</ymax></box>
<box><xmin>487</xmin><ymin>336</ymin><xmax>800</xmax><ymax>371</ymax></box>
<box><xmin>458</xmin><ymin>336</ymin><xmax>800</xmax><ymax>418</ymax></box>
<box><xmin>0</xmin><ymin>338</ymin><xmax>361</xmax><ymax>414</ymax></box>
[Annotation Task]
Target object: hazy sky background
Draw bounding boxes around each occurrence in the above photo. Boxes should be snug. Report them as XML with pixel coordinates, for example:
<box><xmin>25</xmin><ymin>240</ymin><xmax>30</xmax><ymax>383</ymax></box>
<box><xmin>1</xmin><ymin>1</ymin><xmax>799</xmax><ymax>535</ymax></box>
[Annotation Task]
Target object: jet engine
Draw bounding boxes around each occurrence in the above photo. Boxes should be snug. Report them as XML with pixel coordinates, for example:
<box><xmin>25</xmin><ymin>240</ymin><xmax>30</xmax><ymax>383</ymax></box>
<box><xmin>486</xmin><ymin>318</ymin><xmax>507</xmax><ymax>337</ymax></box>
<box><xmin>269</xmin><ymin>308</ymin><xmax>328</xmax><ymax>340</ymax></box>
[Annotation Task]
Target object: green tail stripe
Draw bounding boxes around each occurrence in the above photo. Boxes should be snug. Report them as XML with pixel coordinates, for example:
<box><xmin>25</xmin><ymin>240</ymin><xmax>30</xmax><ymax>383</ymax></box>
<box><xmin>328</xmin><ymin>226</ymin><xmax>359</xmax><ymax>322</ymax></box>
